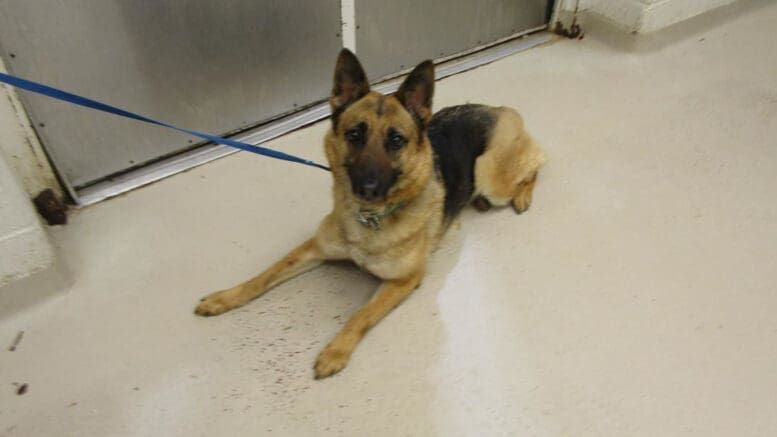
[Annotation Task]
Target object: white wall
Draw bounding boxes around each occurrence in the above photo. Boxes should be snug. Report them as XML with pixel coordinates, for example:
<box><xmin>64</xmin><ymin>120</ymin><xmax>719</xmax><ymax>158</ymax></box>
<box><xmin>0</xmin><ymin>59</ymin><xmax>62</xmax><ymax>298</ymax></box>
<box><xmin>0</xmin><ymin>146</ymin><xmax>54</xmax><ymax>287</ymax></box>
<box><xmin>640</xmin><ymin>0</ymin><xmax>739</xmax><ymax>32</ymax></box>
<box><xmin>558</xmin><ymin>0</ymin><xmax>740</xmax><ymax>33</ymax></box>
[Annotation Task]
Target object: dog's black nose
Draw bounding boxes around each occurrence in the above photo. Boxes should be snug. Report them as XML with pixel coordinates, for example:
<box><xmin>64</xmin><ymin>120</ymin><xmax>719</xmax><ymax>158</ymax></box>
<box><xmin>359</xmin><ymin>177</ymin><xmax>380</xmax><ymax>200</ymax></box>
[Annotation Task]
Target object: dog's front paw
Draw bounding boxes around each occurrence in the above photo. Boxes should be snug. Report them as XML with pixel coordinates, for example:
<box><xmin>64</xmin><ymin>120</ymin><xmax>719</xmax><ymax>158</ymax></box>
<box><xmin>314</xmin><ymin>344</ymin><xmax>351</xmax><ymax>379</ymax></box>
<box><xmin>195</xmin><ymin>289</ymin><xmax>238</xmax><ymax>316</ymax></box>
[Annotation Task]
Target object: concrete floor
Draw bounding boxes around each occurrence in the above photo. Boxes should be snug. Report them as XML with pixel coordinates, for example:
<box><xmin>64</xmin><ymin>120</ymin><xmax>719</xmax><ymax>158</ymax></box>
<box><xmin>2</xmin><ymin>2</ymin><xmax>777</xmax><ymax>436</ymax></box>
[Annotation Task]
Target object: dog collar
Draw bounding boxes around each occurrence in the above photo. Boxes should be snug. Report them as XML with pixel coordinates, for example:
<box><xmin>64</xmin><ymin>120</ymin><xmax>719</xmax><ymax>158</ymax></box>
<box><xmin>354</xmin><ymin>202</ymin><xmax>405</xmax><ymax>230</ymax></box>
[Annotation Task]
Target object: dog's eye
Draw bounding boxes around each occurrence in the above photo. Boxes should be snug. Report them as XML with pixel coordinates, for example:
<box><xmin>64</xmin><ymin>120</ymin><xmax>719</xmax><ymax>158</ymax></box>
<box><xmin>387</xmin><ymin>133</ymin><xmax>406</xmax><ymax>151</ymax></box>
<box><xmin>345</xmin><ymin>128</ymin><xmax>362</xmax><ymax>144</ymax></box>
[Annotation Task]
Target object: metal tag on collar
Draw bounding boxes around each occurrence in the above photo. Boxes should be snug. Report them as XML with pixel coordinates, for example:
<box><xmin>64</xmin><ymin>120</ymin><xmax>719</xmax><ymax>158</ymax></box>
<box><xmin>355</xmin><ymin>211</ymin><xmax>382</xmax><ymax>230</ymax></box>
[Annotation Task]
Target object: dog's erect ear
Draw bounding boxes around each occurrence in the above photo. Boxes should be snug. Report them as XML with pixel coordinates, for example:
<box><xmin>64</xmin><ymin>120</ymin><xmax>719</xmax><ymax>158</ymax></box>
<box><xmin>330</xmin><ymin>49</ymin><xmax>370</xmax><ymax>121</ymax></box>
<box><xmin>396</xmin><ymin>60</ymin><xmax>435</xmax><ymax>126</ymax></box>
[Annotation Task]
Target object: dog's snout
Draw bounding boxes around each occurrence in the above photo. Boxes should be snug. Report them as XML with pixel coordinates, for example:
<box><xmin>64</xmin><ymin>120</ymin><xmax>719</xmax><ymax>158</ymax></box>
<box><xmin>348</xmin><ymin>166</ymin><xmax>395</xmax><ymax>202</ymax></box>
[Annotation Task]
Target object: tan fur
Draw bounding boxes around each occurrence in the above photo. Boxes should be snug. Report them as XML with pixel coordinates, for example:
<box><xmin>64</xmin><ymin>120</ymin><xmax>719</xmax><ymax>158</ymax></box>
<box><xmin>474</xmin><ymin>107</ymin><xmax>545</xmax><ymax>209</ymax></box>
<box><xmin>195</xmin><ymin>52</ymin><xmax>544</xmax><ymax>379</ymax></box>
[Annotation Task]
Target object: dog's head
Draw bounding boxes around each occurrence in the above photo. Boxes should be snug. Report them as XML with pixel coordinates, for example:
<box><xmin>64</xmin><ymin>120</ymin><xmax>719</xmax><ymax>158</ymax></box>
<box><xmin>325</xmin><ymin>49</ymin><xmax>435</xmax><ymax>206</ymax></box>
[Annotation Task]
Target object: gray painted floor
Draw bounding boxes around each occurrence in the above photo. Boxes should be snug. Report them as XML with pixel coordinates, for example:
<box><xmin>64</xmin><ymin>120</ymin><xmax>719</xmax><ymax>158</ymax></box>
<box><xmin>2</xmin><ymin>2</ymin><xmax>776</xmax><ymax>436</ymax></box>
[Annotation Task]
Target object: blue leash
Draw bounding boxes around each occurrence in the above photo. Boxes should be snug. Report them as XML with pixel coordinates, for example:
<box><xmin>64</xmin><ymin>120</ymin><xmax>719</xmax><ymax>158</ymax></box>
<box><xmin>0</xmin><ymin>72</ymin><xmax>330</xmax><ymax>171</ymax></box>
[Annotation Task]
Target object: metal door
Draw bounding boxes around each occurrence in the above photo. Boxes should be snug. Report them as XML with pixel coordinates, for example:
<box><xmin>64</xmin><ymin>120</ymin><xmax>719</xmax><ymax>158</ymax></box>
<box><xmin>0</xmin><ymin>1</ymin><xmax>341</xmax><ymax>194</ymax></box>
<box><xmin>355</xmin><ymin>0</ymin><xmax>550</xmax><ymax>81</ymax></box>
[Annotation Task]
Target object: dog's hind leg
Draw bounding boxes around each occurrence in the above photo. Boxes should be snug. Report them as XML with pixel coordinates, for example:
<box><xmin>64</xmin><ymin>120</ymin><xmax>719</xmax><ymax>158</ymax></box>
<box><xmin>314</xmin><ymin>270</ymin><xmax>424</xmax><ymax>378</ymax></box>
<box><xmin>195</xmin><ymin>238</ymin><xmax>326</xmax><ymax>316</ymax></box>
<box><xmin>473</xmin><ymin>108</ymin><xmax>545</xmax><ymax>213</ymax></box>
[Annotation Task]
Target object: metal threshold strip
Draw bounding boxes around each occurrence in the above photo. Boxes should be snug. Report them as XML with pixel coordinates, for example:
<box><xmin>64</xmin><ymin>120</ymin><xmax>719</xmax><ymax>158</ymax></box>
<box><xmin>75</xmin><ymin>28</ymin><xmax>554</xmax><ymax>206</ymax></box>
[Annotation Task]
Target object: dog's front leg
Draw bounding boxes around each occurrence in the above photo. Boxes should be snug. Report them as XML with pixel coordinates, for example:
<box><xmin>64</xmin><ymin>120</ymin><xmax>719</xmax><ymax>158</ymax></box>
<box><xmin>314</xmin><ymin>270</ymin><xmax>424</xmax><ymax>378</ymax></box>
<box><xmin>195</xmin><ymin>238</ymin><xmax>325</xmax><ymax>316</ymax></box>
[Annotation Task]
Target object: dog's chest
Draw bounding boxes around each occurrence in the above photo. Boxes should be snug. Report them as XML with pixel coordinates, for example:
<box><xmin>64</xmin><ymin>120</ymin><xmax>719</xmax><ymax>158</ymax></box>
<box><xmin>348</xmin><ymin>245</ymin><xmax>392</xmax><ymax>278</ymax></box>
<box><xmin>348</xmin><ymin>243</ymin><xmax>425</xmax><ymax>280</ymax></box>
<box><xmin>342</xmin><ymin>222</ymin><xmax>427</xmax><ymax>280</ymax></box>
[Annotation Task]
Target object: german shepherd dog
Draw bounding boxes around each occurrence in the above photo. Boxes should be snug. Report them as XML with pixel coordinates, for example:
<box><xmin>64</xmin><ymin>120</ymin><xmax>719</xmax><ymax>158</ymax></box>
<box><xmin>195</xmin><ymin>49</ymin><xmax>545</xmax><ymax>379</ymax></box>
